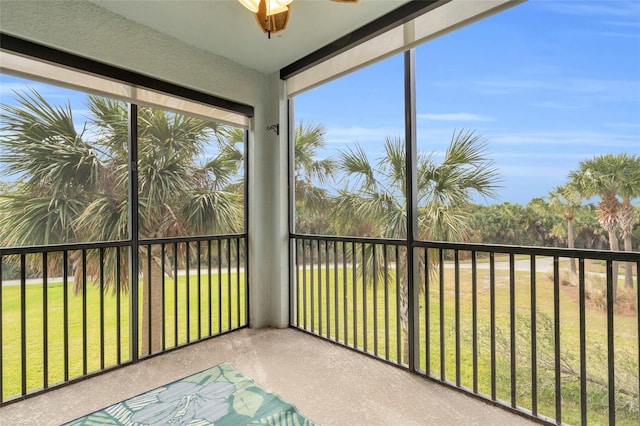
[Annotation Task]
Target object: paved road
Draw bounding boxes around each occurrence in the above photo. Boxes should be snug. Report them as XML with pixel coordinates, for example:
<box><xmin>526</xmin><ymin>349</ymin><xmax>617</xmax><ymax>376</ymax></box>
<box><xmin>4</xmin><ymin>257</ymin><xmax>636</xmax><ymax>286</ymax></box>
<box><xmin>451</xmin><ymin>256</ymin><xmax>555</xmax><ymax>273</ymax></box>
<box><xmin>1</xmin><ymin>267</ymin><xmax>245</xmax><ymax>286</ymax></box>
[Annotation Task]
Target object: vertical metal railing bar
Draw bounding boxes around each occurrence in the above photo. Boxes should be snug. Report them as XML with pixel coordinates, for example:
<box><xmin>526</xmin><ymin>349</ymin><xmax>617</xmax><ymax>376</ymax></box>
<box><xmin>343</xmin><ymin>241</ymin><xmax>348</xmax><ymax>344</ymax></box>
<box><xmin>42</xmin><ymin>252</ymin><xmax>48</xmax><ymax>389</ymax></box>
<box><xmin>217</xmin><ymin>239</ymin><xmax>222</xmax><ymax>334</ymax></box>
<box><xmin>318</xmin><ymin>240</ymin><xmax>322</xmax><ymax>336</ymax></box>
<box><xmin>207</xmin><ymin>240</ymin><xmax>212</xmax><ymax>337</ymax></box>
<box><xmin>384</xmin><ymin>245</ymin><xmax>390</xmax><ymax>361</ymax></box>
<box><xmin>578</xmin><ymin>258</ymin><xmax>586</xmax><ymax>425</ymax></box>
<box><xmin>637</xmin><ymin>260</ymin><xmax>640</xmax><ymax>426</ymax></box>
<box><xmin>553</xmin><ymin>256</ymin><xmax>562</xmax><ymax>424</ymax></box>
<box><xmin>531</xmin><ymin>255</ymin><xmax>538</xmax><ymax>417</ymax></box>
<box><xmin>295</xmin><ymin>239</ymin><xmax>301</xmax><ymax>327</ymax></box>
<box><xmin>439</xmin><ymin>249</ymin><xmax>445</xmax><ymax>380</ymax></box>
<box><xmin>326</xmin><ymin>241</ymin><xmax>330</xmax><ymax>340</ymax></box>
<box><xmin>20</xmin><ymin>254</ymin><xmax>26</xmax><ymax>396</ymax></box>
<box><xmin>226</xmin><ymin>239</ymin><xmax>231</xmax><ymax>332</ymax></box>
<box><xmin>82</xmin><ymin>250</ymin><xmax>88</xmax><ymax>375</ymax></box>
<box><xmin>363</xmin><ymin>243</ymin><xmax>368</xmax><ymax>352</ymax></box>
<box><xmin>509</xmin><ymin>252</ymin><xmax>516</xmax><ymax>408</ymax></box>
<box><xmin>310</xmin><ymin>240</ymin><xmax>315</xmax><ymax>332</ymax></box>
<box><xmin>334</xmin><ymin>241</ymin><xmax>339</xmax><ymax>342</ymax></box>
<box><xmin>236</xmin><ymin>239</ymin><xmax>242</xmax><ymax>329</ymax></box>
<box><xmin>147</xmin><ymin>245</ymin><xmax>152</xmax><ymax>354</ymax></box>
<box><xmin>373</xmin><ymin>244</ymin><xmax>379</xmax><ymax>356</ymax></box>
<box><xmin>302</xmin><ymin>239</ymin><xmax>308</xmax><ymax>330</ymax></box>
<box><xmin>636</xmin><ymin>260</ymin><xmax>640</xmax><ymax>426</ymax></box>
<box><xmin>173</xmin><ymin>242</ymin><xmax>179</xmax><ymax>347</ymax></box>
<box><xmin>230</xmin><ymin>239</ymin><xmax>235</xmax><ymax>329</ymax></box>
<box><xmin>186</xmin><ymin>243</ymin><xmax>191</xmax><ymax>343</ymax></box>
<box><xmin>0</xmin><ymin>255</ymin><xmax>3</xmax><ymax>402</ymax></box>
<box><xmin>289</xmin><ymin>239</ymin><xmax>295</xmax><ymax>328</ymax></box>
<box><xmin>63</xmin><ymin>250</ymin><xmax>69</xmax><ymax>382</ymax></box>
<box><xmin>471</xmin><ymin>250</ymin><xmax>478</xmax><ymax>393</ymax></box>
<box><xmin>116</xmin><ymin>248</ymin><xmax>121</xmax><ymax>365</ymax></box>
<box><xmin>353</xmin><ymin>241</ymin><xmax>358</xmax><ymax>349</ymax></box>
<box><xmin>455</xmin><ymin>250</ymin><xmax>461</xmax><ymax>387</ymax></box>
<box><xmin>606</xmin><ymin>259</ymin><xmax>615</xmax><ymax>426</ymax></box>
<box><xmin>243</xmin><ymin>238</ymin><xmax>249</xmax><ymax>328</ymax></box>
<box><xmin>197</xmin><ymin>242</ymin><xmax>202</xmax><ymax>339</ymax></box>
<box><xmin>395</xmin><ymin>244</ymin><xmax>401</xmax><ymax>364</ymax></box>
<box><xmin>161</xmin><ymin>244</ymin><xmax>166</xmax><ymax>351</ymax></box>
<box><xmin>490</xmin><ymin>252</ymin><xmax>496</xmax><ymax>400</ymax></box>
<box><xmin>99</xmin><ymin>248</ymin><xmax>105</xmax><ymax>370</ymax></box>
<box><xmin>236</xmin><ymin>238</ymin><xmax>241</xmax><ymax>328</ymax></box>
<box><xmin>425</xmin><ymin>247</ymin><xmax>430</xmax><ymax>376</ymax></box>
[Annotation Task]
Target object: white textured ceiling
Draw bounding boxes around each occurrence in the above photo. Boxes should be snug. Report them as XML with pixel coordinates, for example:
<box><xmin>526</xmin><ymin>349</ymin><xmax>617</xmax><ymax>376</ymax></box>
<box><xmin>89</xmin><ymin>0</ymin><xmax>411</xmax><ymax>74</ymax></box>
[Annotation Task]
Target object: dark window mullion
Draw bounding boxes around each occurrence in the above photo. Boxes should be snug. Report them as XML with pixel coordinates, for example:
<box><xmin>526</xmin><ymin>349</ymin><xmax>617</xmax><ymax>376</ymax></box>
<box><xmin>128</xmin><ymin>103</ymin><xmax>140</xmax><ymax>362</ymax></box>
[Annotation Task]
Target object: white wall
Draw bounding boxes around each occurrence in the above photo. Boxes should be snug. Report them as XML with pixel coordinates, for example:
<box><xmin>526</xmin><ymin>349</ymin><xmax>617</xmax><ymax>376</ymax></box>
<box><xmin>0</xmin><ymin>0</ymin><xmax>290</xmax><ymax>328</ymax></box>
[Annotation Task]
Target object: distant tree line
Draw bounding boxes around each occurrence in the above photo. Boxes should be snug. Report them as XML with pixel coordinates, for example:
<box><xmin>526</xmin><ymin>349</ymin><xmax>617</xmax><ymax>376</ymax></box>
<box><xmin>468</xmin><ymin>200</ymin><xmax>640</xmax><ymax>250</ymax></box>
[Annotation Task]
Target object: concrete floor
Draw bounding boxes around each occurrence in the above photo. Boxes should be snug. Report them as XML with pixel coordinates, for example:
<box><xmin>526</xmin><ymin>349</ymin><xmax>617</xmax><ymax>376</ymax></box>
<box><xmin>0</xmin><ymin>328</ymin><xmax>536</xmax><ymax>425</ymax></box>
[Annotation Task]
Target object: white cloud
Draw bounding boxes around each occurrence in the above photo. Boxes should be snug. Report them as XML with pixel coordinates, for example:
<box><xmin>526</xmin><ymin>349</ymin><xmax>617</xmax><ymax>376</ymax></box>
<box><xmin>490</xmin><ymin>130</ymin><xmax>639</xmax><ymax>149</ymax></box>
<box><xmin>603</xmin><ymin>122</ymin><xmax>640</xmax><ymax>130</ymax></box>
<box><xmin>417</xmin><ymin>113</ymin><xmax>493</xmax><ymax>122</ymax></box>
<box><xmin>473</xmin><ymin>77</ymin><xmax>640</xmax><ymax>102</ymax></box>
<box><xmin>498</xmin><ymin>165</ymin><xmax>568</xmax><ymax>179</ymax></box>
<box><xmin>491</xmin><ymin>152</ymin><xmax>600</xmax><ymax>161</ymax></box>
<box><xmin>527</xmin><ymin>101</ymin><xmax>589</xmax><ymax>110</ymax></box>
<box><xmin>325</xmin><ymin>126</ymin><xmax>404</xmax><ymax>144</ymax></box>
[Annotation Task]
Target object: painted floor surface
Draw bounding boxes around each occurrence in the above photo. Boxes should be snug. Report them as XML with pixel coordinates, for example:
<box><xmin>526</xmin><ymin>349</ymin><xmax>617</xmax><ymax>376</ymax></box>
<box><xmin>0</xmin><ymin>328</ymin><xmax>535</xmax><ymax>425</ymax></box>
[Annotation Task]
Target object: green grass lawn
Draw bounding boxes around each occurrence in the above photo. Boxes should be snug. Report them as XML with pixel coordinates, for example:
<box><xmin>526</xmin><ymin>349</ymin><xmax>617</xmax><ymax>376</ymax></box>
<box><xmin>1</xmin><ymin>260</ymin><xmax>638</xmax><ymax>425</ymax></box>
<box><xmin>0</xmin><ymin>271</ymin><xmax>246</xmax><ymax>401</ymax></box>
<box><xmin>293</xmin><ymin>260</ymin><xmax>639</xmax><ymax>426</ymax></box>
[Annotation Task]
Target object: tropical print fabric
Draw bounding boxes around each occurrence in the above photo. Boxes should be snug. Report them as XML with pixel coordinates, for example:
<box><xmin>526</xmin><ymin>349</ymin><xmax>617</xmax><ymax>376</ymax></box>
<box><xmin>64</xmin><ymin>362</ymin><xmax>316</xmax><ymax>425</ymax></box>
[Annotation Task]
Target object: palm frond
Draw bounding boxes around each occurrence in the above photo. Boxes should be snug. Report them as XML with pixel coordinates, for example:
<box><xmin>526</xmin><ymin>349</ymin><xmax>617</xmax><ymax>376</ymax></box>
<box><xmin>0</xmin><ymin>193</ymin><xmax>86</xmax><ymax>247</ymax></box>
<box><xmin>337</xmin><ymin>145</ymin><xmax>377</xmax><ymax>190</ymax></box>
<box><xmin>294</xmin><ymin>121</ymin><xmax>335</xmax><ymax>183</ymax></box>
<box><xmin>379</xmin><ymin>136</ymin><xmax>406</xmax><ymax>192</ymax></box>
<box><xmin>87</xmin><ymin>95</ymin><xmax>128</xmax><ymax>158</ymax></box>
<box><xmin>180</xmin><ymin>190</ymin><xmax>243</xmax><ymax>235</ymax></box>
<box><xmin>1</xmin><ymin>88</ymin><xmax>101</xmax><ymax>196</ymax></box>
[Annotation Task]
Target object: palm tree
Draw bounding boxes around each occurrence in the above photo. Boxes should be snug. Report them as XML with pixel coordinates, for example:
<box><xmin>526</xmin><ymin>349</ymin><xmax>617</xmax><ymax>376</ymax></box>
<box><xmin>293</xmin><ymin>121</ymin><xmax>335</xmax><ymax>234</ymax></box>
<box><xmin>615</xmin><ymin>155</ymin><xmax>640</xmax><ymax>289</ymax></box>
<box><xmin>568</xmin><ymin>154</ymin><xmax>635</xmax><ymax>299</ymax></box>
<box><xmin>548</xmin><ymin>183</ymin><xmax>583</xmax><ymax>273</ymax></box>
<box><xmin>0</xmin><ymin>88</ymin><xmax>244</xmax><ymax>355</ymax></box>
<box><xmin>334</xmin><ymin>129</ymin><xmax>500</xmax><ymax>362</ymax></box>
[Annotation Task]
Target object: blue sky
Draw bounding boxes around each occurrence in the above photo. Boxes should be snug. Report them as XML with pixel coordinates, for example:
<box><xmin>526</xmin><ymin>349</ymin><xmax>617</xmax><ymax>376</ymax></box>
<box><xmin>294</xmin><ymin>0</ymin><xmax>640</xmax><ymax>204</ymax></box>
<box><xmin>1</xmin><ymin>0</ymin><xmax>638</xmax><ymax>205</ymax></box>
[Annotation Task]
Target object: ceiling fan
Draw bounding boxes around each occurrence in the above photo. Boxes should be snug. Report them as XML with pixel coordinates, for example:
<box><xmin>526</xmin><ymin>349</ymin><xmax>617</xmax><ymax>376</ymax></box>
<box><xmin>238</xmin><ymin>0</ymin><xmax>359</xmax><ymax>37</ymax></box>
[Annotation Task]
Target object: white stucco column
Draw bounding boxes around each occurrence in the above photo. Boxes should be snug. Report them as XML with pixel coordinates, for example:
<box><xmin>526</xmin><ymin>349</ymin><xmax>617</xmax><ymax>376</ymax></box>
<box><xmin>248</xmin><ymin>73</ymin><xmax>289</xmax><ymax>328</ymax></box>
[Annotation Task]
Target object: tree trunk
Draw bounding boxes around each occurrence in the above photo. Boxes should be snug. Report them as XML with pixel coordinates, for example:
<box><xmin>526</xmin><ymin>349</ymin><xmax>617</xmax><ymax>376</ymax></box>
<box><xmin>399</xmin><ymin>273</ymin><xmax>410</xmax><ymax>365</ymax></box>
<box><xmin>141</xmin><ymin>248</ymin><xmax>164</xmax><ymax>355</ymax></box>
<box><xmin>623</xmin><ymin>236</ymin><xmax>634</xmax><ymax>290</ymax></box>
<box><xmin>607</xmin><ymin>229</ymin><xmax>619</xmax><ymax>302</ymax></box>
<box><xmin>567</xmin><ymin>218</ymin><xmax>576</xmax><ymax>274</ymax></box>
<box><xmin>619</xmin><ymin>199</ymin><xmax>636</xmax><ymax>290</ymax></box>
